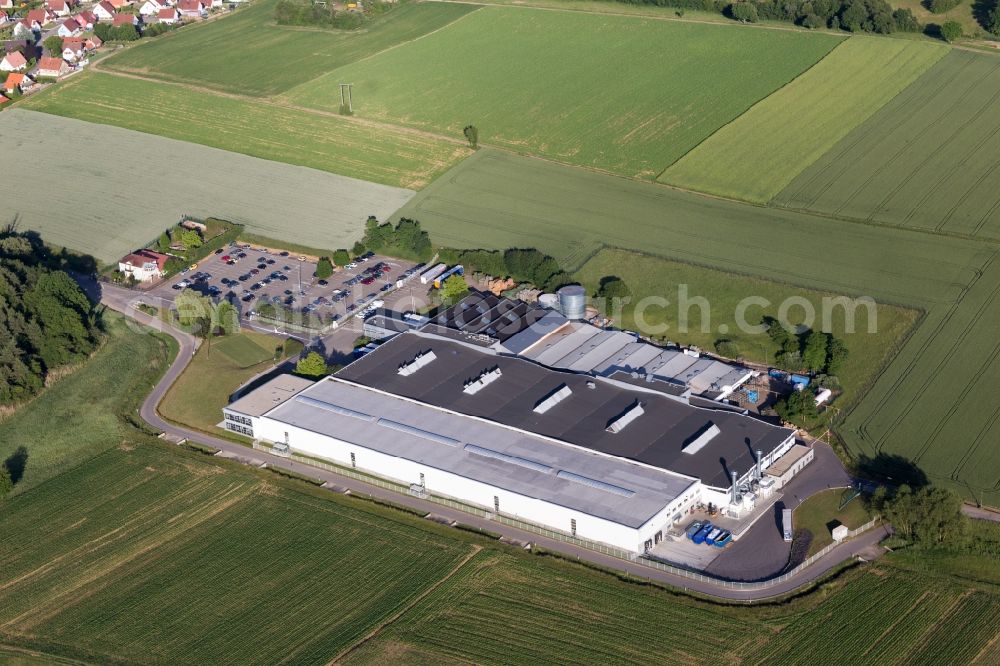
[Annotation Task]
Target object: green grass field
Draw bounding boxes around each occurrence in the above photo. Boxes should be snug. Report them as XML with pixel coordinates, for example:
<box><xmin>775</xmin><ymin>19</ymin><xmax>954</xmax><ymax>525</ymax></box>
<box><xmin>574</xmin><ymin>248</ymin><xmax>919</xmax><ymax>409</ymax></box>
<box><xmin>103</xmin><ymin>0</ymin><xmax>481</xmax><ymax>95</ymax></box>
<box><xmin>0</xmin><ymin>314</ymin><xmax>175</xmax><ymax>496</ymax></box>
<box><xmin>214</xmin><ymin>333</ymin><xmax>275</xmax><ymax>368</ymax></box>
<box><xmin>660</xmin><ymin>37</ymin><xmax>947</xmax><ymax>202</ymax></box>
<box><xmin>159</xmin><ymin>331</ymin><xmax>291</xmax><ymax>435</ymax></box>
<box><xmin>21</xmin><ymin>73</ymin><xmax>469</xmax><ymax>189</ymax></box>
<box><xmin>340</xmin><ymin>549</ymin><xmax>999</xmax><ymax>666</ymax></box>
<box><xmin>793</xmin><ymin>489</ymin><xmax>873</xmax><ymax>555</ymax></box>
<box><xmin>289</xmin><ymin>5</ymin><xmax>840</xmax><ymax>178</ymax></box>
<box><xmin>395</xmin><ymin>149</ymin><xmax>1000</xmax><ymax>505</ymax></box>
<box><xmin>0</xmin><ymin>444</ymin><xmax>474</xmax><ymax>665</ymax></box>
<box><xmin>2</xmin><ymin>109</ymin><xmax>416</xmax><ymax>263</ymax></box>
<box><xmin>774</xmin><ymin>50</ymin><xmax>1000</xmax><ymax>240</ymax></box>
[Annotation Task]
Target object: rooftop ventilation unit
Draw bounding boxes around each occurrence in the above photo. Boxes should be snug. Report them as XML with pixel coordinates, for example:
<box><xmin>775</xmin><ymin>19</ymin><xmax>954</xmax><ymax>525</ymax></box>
<box><xmin>463</xmin><ymin>367</ymin><xmax>502</xmax><ymax>395</ymax></box>
<box><xmin>556</xmin><ymin>470</ymin><xmax>635</xmax><ymax>498</ymax></box>
<box><xmin>397</xmin><ymin>350</ymin><xmax>437</xmax><ymax>376</ymax></box>
<box><xmin>376</xmin><ymin>418</ymin><xmax>460</xmax><ymax>447</ymax></box>
<box><xmin>295</xmin><ymin>396</ymin><xmax>375</xmax><ymax>422</ymax></box>
<box><xmin>464</xmin><ymin>444</ymin><xmax>553</xmax><ymax>474</ymax></box>
<box><xmin>606</xmin><ymin>401</ymin><xmax>644</xmax><ymax>433</ymax></box>
<box><xmin>533</xmin><ymin>384</ymin><xmax>572</xmax><ymax>414</ymax></box>
<box><xmin>683</xmin><ymin>422</ymin><xmax>721</xmax><ymax>455</ymax></box>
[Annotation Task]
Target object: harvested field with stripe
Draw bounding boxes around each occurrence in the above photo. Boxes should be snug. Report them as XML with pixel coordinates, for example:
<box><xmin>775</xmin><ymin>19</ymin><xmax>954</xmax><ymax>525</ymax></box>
<box><xmin>659</xmin><ymin>37</ymin><xmax>947</xmax><ymax>203</ymax></box>
<box><xmin>775</xmin><ymin>50</ymin><xmax>1000</xmax><ymax>240</ymax></box>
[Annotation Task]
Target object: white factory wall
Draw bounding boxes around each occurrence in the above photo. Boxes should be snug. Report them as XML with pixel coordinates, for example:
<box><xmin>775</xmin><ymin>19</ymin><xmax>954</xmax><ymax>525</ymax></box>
<box><xmin>253</xmin><ymin>417</ymin><xmax>671</xmax><ymax>553</ymax></box>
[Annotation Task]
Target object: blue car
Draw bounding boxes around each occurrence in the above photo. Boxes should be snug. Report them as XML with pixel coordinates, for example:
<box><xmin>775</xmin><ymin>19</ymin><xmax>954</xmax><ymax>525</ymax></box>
<box><xmin>685</xmin><ymin>521</ymin><xmax>704</xmax><ymax>540</ymax></box>
<box><xmin>692</xmin><ymin>522</ymin><xmax>714</xmax><ymax>545</ymax></box>
<box><xmin>713</xmin><ymin>530</ymin><xmax>733</xmax><ymax>548</ymax></box>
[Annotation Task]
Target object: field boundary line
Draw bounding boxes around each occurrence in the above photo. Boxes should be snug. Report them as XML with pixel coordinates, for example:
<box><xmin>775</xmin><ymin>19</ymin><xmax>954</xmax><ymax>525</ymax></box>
<box><xmin>428</xmin><ymin>0</ymin><xmax>849</xmax><ymax>35</ymax></box>
<box><xmin>280</xmin><ymin>2</ymin><xmax>486</xmax><ymax>100</ymax></box>
<box><xmin>328</xmin><ymin>545</ymin><xmax>482</xmax><ymax>665</ymax></box>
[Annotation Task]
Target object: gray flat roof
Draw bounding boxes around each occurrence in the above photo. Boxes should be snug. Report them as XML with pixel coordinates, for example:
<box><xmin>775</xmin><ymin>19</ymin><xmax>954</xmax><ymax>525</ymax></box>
<box><xmin>225</xmin><ymin>374</ymin><xmax>315</xmax><ymax>417</ymax></box>
<box><xmin>336</xmin><ymin>332</ymin><xmax>794</xmax><ymax>488</ymax></box>
<box><xmin>264</xmin><ymin>377</ymin><xmax>696</xmax><ymax>528</ymax></box>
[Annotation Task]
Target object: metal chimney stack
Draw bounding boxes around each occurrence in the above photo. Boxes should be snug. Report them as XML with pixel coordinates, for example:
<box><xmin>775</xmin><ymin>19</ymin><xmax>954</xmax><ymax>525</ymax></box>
<box><xmin>756</xmin><ymin>449</ymin><xmax>763</xmax><ymax>480</ymax></box>
<box><xmin>731</xmin><ymin>470</ymin><xmax>739</xmax><ymax>504</ymax></box>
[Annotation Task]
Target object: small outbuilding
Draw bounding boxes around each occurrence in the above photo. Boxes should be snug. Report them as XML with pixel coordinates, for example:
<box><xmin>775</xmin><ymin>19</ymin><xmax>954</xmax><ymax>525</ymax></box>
<box><xmin>831</xmin><ymin>523</ymin><xmax>850</xmax><ymax>542</ymax></box>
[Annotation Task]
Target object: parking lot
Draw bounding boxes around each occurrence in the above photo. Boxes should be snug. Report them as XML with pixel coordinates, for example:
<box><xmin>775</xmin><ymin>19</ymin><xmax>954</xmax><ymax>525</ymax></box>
<box><xmin>152</xmin><ymin>243</ymin><xmax>419</xmax><ymax>331</ymax></box>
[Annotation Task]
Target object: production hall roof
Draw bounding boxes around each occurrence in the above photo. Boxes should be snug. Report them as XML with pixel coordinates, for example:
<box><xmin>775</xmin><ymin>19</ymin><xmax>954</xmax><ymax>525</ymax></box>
<box><xmin>336</xmin><ymin>331</ymin><xmax>794</xmax><ymax>489</ymax></box>
<box><xmin>255</xmin><ymin>375</ymin><xmax>697</xmax><ymax>529</ymax></box>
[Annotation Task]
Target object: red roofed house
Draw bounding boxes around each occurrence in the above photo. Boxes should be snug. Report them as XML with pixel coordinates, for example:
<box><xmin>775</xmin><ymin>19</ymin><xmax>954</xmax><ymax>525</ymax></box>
<box><xmin>3</xmin><ymin>71</ymin><xmax>29</xmax><ymax>94</ymax></box>
<box><xmin>26</xmin><ymin>9</ymin><xmax>54</xmax><ymax>29</ymax></box>
<box><xmin>84</xmin><ymin>34</ymin><xmax>103</xmax><ymax>50</ymax></box>
<box><xmin>46</xmin><ymin>0</ymin><xmax>72</xmax><ymax>16</ymax></box>
<box><xmin>0</xmin><ymin>94</ymin><xmax>10</xmax><ymax>106</ymax></box>
<box><xmin>0</xmin><ymin>10</ymin><xmax>9</xmax><ymax>25</ymax></box>
<box><xmin>0</xmin><ymin>0</ymin><xmax>13</xmax><ymax>10</ymax></box>
<box><xmin>75</xmin><ymin>10</ymin><xmax>96</xmax><ymax>29</ymax></box>
<box><xmin>139</xmin><ymin>0</ymin><xmax>164</xmax><ymax>16</ymax></box>
<box><xmin>0</xmin><ymin>50</ymin><xmax>27</xmax><ymax>72</ymax></box>
<box><xmin>157</xmin><ymin>7</ymin><xmax>179</xmax><ymax>23</ymax></box>
<box><xmin>107</xmin><ymin>0</ymin><xmax>133</xmax><ymax>8</ymax></box>
<box><xmin>62</xmin><ymin>41</ymin><xmax>84</xmax><ymax>61</ymax></box>
<box><xmin>12</xmin><ymin>20</ymin><xmax>34</xmax><ymax>39</ymax></box>
<box><xmin>118</xmin><ymin>250</ymin><xmax>169</xmax><ymax>282</ymax></box>
<box><xmin>57</xmin><ymin>17</ymin><xmax>81</xmax><ymax>37</ymax></box>
<box><xmin>177</xmin><ymin>0</ymin><xmax>206</xmax><ymax>18</ymax></box>
<box><xmin>112</xmin><ymin>12</ymin><xmax>137</xmax><ymax>27</ymax></box>
<box><xmin>94</xmin><ymin>1</ymin><xmax>116</xmax><ymax>21</ymax></box>
<box><xmin>36</xmin><ymin>56</ymin><xmax>70</xmax><ymax>79</ymax></box>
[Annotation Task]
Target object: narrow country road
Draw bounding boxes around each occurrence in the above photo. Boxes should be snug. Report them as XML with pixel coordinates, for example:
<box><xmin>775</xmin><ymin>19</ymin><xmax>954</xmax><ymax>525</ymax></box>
<box><xmin>99</xmin><ymin>283</ymin><xmax>890</xmax><ymax>602</ymax></box>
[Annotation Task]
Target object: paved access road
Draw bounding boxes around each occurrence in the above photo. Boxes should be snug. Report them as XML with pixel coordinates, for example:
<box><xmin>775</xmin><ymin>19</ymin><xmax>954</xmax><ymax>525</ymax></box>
<box><xmin>99</xmin><ymin>283</ymin><xmax>889</xmax><ymax>602</ymax></box>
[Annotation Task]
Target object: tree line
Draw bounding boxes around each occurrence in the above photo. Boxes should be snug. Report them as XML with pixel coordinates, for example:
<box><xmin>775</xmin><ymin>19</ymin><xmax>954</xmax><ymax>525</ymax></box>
<box><xmin>274</xmin><ymin>0</ymin><xmax>394</xmax><ymax>30</ymax></box>
<box><xmin>617</xmin><ymin>0</ymin><xmax>921</xmax><ymax>33</ymax></box>
<box><xmin>437</xmin><ymin>246</ymin><xmax>570</xmax><ymax>291</ymax></box>
<box><xmin>0</xmin><ymin>227</ymin><xmax>101</xmax><ymax>406</ymax></box>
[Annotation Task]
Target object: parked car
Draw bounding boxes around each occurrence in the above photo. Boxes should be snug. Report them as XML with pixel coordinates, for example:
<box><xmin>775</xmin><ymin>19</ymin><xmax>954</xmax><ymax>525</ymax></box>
<box><xmin>221</xmin><ymin>255</ymin><xmax>231</xmax><ymax>262</ymax></box>
<box><xmin>215</xmin><ymin>248</ymin><xmax>225</xmax><ymax>254</ymax></box>
<box><xmin>250</xmin><ymin>268</ymin><xmax>260</xmax><ymax>275</ymax></box>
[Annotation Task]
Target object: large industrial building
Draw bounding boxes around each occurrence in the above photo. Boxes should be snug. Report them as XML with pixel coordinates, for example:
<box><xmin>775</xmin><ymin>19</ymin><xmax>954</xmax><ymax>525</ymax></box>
<box><xmin>225</xmin><ymin>318</ymin><xmax>801</xmax><ymax>554</ymax></box>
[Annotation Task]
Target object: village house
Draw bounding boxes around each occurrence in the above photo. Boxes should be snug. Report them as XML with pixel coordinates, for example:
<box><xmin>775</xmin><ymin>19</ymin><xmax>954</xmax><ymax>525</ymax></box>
<box><xmin>156</xmin><ymin>7</ymin><xmax>179</xmax><ymax>23</ymax></box>
<box><xmin>12</xmin><ymin>20</ymin><xmax>34</xmax><ymax>39</ymax></box>
<box><xmin>36</xmin><ymin>55</ymin><xmax>70</xmax><ymax>79</ymax></box>
<box><xmin>177</xmin><ymin>0</ymin><xmax>206</xmax><ymax>18</ymax></box>
<box><xmin>57</xmin><ymin>17</ymin><xmax>81</xmax><ymax>37</ymax></box>
<box><xmin>118</xmin><ymin>250</ymin><xmax>169</xmax><ymax>282</ymax></box>
<box><xmin>0</xmin><ymin>51</ymin><xmax>27</xmax><ymax>72</ymax></box>
<box><xmin>84</xmin><ymin>34</ymin><xmax>103</xmax><ymax>50</ymax></box>
<box><xmin>139</xmin><ymin>0</ymin><xmax>165</xmax><ymax>17</ymax></box>
<box><xmin>62</xmin><ymin>41</ymin><xmax>84</xmax><ymax>61</ymax></box>
<box><xmin>0</xmin><ymin>10</ymin><xmax>9</xmax><ymax>25</ymax></box>
<box><xmin>94</xmin><ymin>1</ymin><xmax>116</xmax><ymax>21</ymax></box>
<box><xmin>45</xmin><ymin>0</ymin><xmax>72</xmax><ymax>17</ymax></box>
<box><xmin>26</xmin><ymin>8</ymin><xmax>55</xmax><ymax>29</ymax></box>
<box><xmin>2</xmin><ymin>71</ymin><xmax>29</xmax><ymax>94</ymax></box>
<box><xmin>0</xmin><ymin>0</ymin><xmax>13</xmax><ymax>10</ymax></box>
<box><xmin>75</xmin><ymin>10</ymin><xmax>97</xmax><ymax>29</ymax></box>
<box><xmin>107</xmin><ymin>0</ymin><xmax>133</xmax><ymax>8</ymax></box>
<box><xmin>112</xmin><ymin>12</ymin><xmax>138</xmax><ymax>27</ymax></box>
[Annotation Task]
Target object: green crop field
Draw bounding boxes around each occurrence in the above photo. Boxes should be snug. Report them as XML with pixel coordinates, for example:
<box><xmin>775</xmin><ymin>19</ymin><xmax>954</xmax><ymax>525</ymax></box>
<box><xmin>0</xmin><ymin>314</ymin><xmax>175</xmax><ymax>496</ymax></box>
<box><xmin>215</xmin><ymin>332</ymin><xmax>276</xmax><ymax>368</ymax></box>
<box><xmin>21</xmin><ymin>73</ymin><xmax>469</xmax><ymax>190</ymax></box>
<box><xmin>574</xmin><ymin>248</ymin><xmax>919</xmax><ymax>408</ymax></box>
<box><xmin>0</xmin><ymin>444</ymin><xmax>474</xmax><ymax>665</ymax></box>
<box><xmin>103</xmin><ymin>0</ymin><xmax>481</xmax><ymax>95</ymax></box>
<box><xmin>1</xmin><ymin>109</ymin><xmax>419</xmax><ymax>263</ymax></box>
<box><xmin>396</xmin><ymin>149</ymin><xmax>1000</xmax><ymax>505</ymax></box>
<box><xmin>340</xmin><ymin>550</ymin><xmax>1000</xmax><ymax>666</ymax></box>
<box><xmin>774</xmin><ymin>50</ymin><xmax>1000</xmax><ymax>240</ymax></box>
<box><xmin>660</xmin><ymin>37</ymin><xmax>947</xmax><ymax>203</ymax></box>
<box><xmin>289</xmin><ymin>5</ymin><xmax>840</xmax><ymax>178</ymax></box>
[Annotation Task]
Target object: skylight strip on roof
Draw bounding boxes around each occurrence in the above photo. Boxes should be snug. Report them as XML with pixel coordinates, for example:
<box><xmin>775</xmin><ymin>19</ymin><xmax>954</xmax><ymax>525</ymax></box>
<box><xmin>556</xmin><ymin>470</ymin><xmax>636</xmax><ymax>498</ymax></box>
<box><xmin>464</xmin><ymin>444</ymin><xmax>554</xmax><ymax>474</ymax></box>
<box><xmin>295</xmin><ymin>395</ymin><xmax>374</xmax><ymax>422</ymax></box>
<box><xmin>377</xmin><ymin>418</ymin><xmax>461</xmax><ymax>447</ymax></box>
